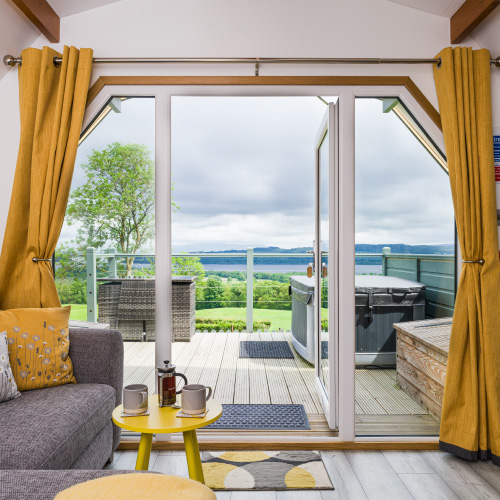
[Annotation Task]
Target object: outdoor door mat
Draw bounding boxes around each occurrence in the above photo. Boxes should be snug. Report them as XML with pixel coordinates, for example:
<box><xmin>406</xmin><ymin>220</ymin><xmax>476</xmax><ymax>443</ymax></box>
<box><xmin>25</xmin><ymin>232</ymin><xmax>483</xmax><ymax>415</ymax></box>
<box><xmin>239</xmin><ymin>341</ymin><xmax>294</xmax><ymax>359</ymax></box>
<box><xmin>322</xmin><ymin>341</ymin><xmax>328</xmax><ymax>359</ymax></box>
<box><xmin>201</xmin><ymin>451</ymin><xmax>334</xmax><ymax>490</ymax></box>
<box><xmin>206</xmin><ymin>404</ymin><xmax>310</xmax><ymax>430</ymax></box>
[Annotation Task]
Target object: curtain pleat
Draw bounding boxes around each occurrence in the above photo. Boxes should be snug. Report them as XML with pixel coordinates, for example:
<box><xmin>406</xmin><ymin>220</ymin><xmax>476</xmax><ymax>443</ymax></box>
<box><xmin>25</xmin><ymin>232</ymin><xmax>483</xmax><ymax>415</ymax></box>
<box><xmin>434</xmin><ymin>47</ymin><xmax>500</xmax><ymax>464</ymax></box>
<box><xmin>0</xmin><ymin>46</ymin><xmax>93</xmax><ymax>309</ymax></box>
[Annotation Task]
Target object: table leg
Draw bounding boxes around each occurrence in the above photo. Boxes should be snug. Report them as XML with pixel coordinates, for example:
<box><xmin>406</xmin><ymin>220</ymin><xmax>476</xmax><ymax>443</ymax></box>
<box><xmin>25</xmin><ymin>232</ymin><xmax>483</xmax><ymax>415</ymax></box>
<box><xmin>135</xmin><ymin>433</ymin><xmax>153</xmax><ymax>470</ymax></box>
<box><xmin>183</xmin><ymin>430</ymin><xmax>205</xmax><ymax>483</ymax></box>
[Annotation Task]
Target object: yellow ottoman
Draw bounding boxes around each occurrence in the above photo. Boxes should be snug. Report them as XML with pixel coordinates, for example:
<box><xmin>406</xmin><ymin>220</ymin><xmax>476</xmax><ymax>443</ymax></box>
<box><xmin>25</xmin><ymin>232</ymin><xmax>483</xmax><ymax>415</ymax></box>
<box><xmin>54</xmin><ymin>473</ymin><xmax>216</xmax><ymax>500</ymax></box>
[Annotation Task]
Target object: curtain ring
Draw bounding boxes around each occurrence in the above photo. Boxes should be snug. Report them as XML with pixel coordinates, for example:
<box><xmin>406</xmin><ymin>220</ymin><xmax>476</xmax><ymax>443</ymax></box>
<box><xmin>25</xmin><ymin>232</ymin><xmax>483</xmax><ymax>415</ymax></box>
<box><xmin>462</xmin><ymin>259</ymin><xmax>485</xmax><ymax>264</ymax></box>
<box><xmin>436</xmin><ymin>57</ymin><xmax>442</xmax><ymax>69</ymax></box>
<box><xmin>32</xmin><ymin>257</ymin><xmax>52</xmax><ymax>262</ymax></box>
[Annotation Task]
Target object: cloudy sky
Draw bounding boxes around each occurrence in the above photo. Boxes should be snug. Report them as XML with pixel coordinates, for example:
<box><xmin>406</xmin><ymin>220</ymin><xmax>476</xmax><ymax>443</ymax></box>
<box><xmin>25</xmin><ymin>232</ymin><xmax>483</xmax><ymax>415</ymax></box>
<box><xmin>61</xmin><ymin>95</ymin><xmax>455</xmax><ymax>251</ymax></box>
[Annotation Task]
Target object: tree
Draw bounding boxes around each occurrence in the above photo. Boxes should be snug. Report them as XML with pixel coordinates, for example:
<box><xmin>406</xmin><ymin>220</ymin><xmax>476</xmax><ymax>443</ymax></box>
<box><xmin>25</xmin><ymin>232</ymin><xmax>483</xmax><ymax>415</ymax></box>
<box><xmin>67</xmin><ymin>143</ymin><xmax>155</xmax><ymax>276</ymax></box>
<box><xmin>172</xmin><ymin>255</ymin><xmax>206</xmax><ymax>279</ymax></box>
<box><xmin>202</xmin><ymin>277</ymin><xmax>224</xmax><ymax>309</ymax></box>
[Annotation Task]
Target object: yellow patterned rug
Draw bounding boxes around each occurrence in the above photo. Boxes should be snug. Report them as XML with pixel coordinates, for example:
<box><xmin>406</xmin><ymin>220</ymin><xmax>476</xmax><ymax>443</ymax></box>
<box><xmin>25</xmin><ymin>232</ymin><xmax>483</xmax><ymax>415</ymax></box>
<box><xmin>201</xmin><ymin>451</ymin><xmax>334</xmax><ymax>491</ymax></box>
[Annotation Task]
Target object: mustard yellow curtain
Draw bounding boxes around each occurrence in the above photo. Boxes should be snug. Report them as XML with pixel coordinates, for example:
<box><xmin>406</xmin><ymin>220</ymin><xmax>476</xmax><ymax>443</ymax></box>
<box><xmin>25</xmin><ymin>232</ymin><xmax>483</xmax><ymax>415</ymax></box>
<box><xmin>434</xmin><ymin>47</ymin><xmax>500</xmax><ymax>464</ymax></box>
<box><xmin>0</xmin><ymin>46</ymin><xmax>93</xmax><ymax>309</ymax></box>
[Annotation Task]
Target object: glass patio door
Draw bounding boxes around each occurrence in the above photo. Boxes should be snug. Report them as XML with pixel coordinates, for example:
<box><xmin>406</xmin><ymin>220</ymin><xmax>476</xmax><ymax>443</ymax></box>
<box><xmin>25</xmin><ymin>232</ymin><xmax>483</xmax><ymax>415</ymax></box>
<box><xmin>314</xmin><ymin>102</ymin><xmax>338</xmax><ymax>429</ymax></box>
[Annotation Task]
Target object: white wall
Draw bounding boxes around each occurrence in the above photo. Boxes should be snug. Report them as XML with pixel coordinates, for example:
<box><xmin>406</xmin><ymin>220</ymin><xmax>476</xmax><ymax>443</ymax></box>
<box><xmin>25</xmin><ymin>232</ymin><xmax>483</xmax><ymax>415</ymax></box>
<box><xmin>0</xmin><ymin>0</ymin><xmax>495</xmax><ymax>246</ymax></box>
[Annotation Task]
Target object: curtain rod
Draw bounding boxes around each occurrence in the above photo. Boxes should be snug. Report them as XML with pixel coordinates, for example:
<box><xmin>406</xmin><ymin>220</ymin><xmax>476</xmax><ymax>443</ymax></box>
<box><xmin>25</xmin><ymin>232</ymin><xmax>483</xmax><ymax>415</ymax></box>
<box><xmin>4</xmin><ymin>55</ymin><xmax>500</xmax><ymax>76</ymax></box>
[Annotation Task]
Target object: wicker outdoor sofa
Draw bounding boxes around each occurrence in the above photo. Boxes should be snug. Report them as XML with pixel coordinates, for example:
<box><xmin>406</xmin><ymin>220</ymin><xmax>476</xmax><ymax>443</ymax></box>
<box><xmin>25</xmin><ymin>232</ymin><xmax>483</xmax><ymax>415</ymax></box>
<box><xmin>98</xmin><ymin>277</ymin><xmax>196</xmax><ymax>342</ymax></box>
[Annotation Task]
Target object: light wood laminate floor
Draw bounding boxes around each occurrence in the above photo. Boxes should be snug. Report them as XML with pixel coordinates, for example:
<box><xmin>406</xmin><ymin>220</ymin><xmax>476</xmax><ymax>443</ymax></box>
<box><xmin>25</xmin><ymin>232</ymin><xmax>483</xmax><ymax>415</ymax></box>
<box><xmin>105</xmin><ymin>449</ymin><xmax>500</xmax><ymax>499</ymax></box>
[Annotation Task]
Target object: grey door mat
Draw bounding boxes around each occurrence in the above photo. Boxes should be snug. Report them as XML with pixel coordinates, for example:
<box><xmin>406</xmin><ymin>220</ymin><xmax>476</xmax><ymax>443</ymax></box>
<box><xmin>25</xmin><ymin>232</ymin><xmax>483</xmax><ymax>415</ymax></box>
<box><xmin>322</xmin><ymin>341</ymin><xmax>328</xmax><ymax>359</ymax></box>
<box><xmin>206</xmin><ymin>404</ymin><xmax>310</xmax><ymax>430</ymax></box>
<box><xmin>240</xmin><ymin>341</ymin><xmax>294</xmax><ymax>359</ymax></box>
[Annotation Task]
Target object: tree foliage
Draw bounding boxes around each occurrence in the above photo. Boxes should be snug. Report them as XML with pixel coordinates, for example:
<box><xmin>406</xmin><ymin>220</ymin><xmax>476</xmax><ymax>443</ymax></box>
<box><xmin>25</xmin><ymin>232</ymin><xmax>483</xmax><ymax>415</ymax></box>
<box><xmin>66</xmin><ymin>142</ymin><xmax>155</xmax><ymax>275</ymax></box>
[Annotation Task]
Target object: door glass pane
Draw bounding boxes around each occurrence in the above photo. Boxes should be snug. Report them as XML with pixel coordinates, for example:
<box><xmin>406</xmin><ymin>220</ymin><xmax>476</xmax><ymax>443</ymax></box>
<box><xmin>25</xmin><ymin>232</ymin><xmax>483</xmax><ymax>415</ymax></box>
<box><xmin>57</xmin><ymin>97</ymin><xmax>156</xmax><ymax>424</ymax></box>
<box><xmin>319</xmin><ymin>131</ymin><xmax>329</xmax><ymax>391</ymax></box>
<box><xmin>354</xmin><ymin>97</ymin><xmax>455</xmax><ymax>437</ymax></box>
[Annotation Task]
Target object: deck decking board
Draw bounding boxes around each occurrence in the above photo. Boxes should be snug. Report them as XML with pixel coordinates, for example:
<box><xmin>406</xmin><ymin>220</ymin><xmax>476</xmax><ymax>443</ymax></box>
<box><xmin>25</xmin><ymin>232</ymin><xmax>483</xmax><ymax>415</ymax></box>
<box><xmin>269</xmin><ymin>332</ymin><xmax>319</xmax><ymax>414</ymax></box>
<box><xmin>259</xmin><ymin>332</ymin><xmax>293</xmax><ymax>405</ymax></box>
<box><xmin>214</xmin><ymin>331</ymin><xmax>239</xmax><ymax>404</ymax></box>
<box><xmin>355</xmin><ymin>377</ymin><xmax>388</xmax><ymax>415</ymax></box>
<box><xmin>281</xmin><ymin>332</ymin><xmax>324</xmax><ymax>413</ymax></box>
<box><xmin>198</xmin><ymin>331</ymin><xmax>228</xmax><ymax>396</ymax></box>
<box><xmin>122</xmin><ymin>332</ymin><xmax>435</xmax><ymax>434</ymax></box>
<box><xmin>234</xmin><ymin>332</ymin><xmax>250</xmax><ymax>404</ymax></box>
<box><xmin>182</xmin><ymin>331</ymin><xmax>218</xmax><ymax>387</ymax></box>
<box><xmin>357</xmin><ymin>369</ymin><xmax>426</xmax><ymax>415</ymax></box>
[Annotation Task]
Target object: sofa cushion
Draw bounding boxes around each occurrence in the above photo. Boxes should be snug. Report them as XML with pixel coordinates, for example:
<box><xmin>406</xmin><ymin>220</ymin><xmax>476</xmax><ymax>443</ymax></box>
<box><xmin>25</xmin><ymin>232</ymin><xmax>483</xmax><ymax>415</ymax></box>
<box><xmin>2</xmin><ymin>307</ymin><xmax>76</xmax><ymax>391</ymax></box>
<box><xmin>0</xmin><ymin>383</ymin><xmax>115</xmax><ymax>469</ymax></box>
<box><xmin>0</xmin><ymin>331</ymin><xmax>20</xmax><ymax>402</ymax></box>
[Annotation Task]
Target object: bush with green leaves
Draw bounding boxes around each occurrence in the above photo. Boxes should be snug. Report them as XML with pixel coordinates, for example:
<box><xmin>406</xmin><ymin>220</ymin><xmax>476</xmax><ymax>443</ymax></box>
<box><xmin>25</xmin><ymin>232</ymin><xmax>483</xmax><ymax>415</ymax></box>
<box><xmin>195</xmin><ymin>318</ymin><xmax>271</xmax><ymax>332</ymax></box>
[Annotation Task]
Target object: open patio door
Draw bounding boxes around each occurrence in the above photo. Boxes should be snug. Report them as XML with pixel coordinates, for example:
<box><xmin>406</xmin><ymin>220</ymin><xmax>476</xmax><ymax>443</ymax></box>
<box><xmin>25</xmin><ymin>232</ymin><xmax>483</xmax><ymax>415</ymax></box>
<box><xmin>314</xmin><ymin>101</ymin><xmax>339</xmax><ymax>429</ymax></box>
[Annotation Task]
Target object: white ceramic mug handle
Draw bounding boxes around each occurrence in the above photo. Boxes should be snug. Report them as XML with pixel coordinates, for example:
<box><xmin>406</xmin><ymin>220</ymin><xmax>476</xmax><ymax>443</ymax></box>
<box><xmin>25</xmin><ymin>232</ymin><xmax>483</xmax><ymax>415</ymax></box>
<box><xmin>205</xmin><ymin>386</ymin><xmax>213</xmax><ymax>401</ymax></box>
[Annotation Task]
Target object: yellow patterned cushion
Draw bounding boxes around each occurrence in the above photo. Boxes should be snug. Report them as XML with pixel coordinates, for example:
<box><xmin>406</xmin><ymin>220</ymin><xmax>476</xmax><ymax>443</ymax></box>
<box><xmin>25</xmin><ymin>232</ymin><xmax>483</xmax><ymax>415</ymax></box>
<box><xmin>54</xmin><ymin>473</ymin><xmax>216</xmax><ymax>499</ymax></box>
<box><xmin>2</xmin><ymin>307</ymin><xmax>76</xmax><ymax>391</ymax></box>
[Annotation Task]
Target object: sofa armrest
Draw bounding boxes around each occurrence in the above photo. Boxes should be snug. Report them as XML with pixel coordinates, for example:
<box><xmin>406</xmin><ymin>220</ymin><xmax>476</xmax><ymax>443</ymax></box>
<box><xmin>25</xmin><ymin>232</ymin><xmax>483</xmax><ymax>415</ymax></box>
<box><xmin>68</xmin><ymin>328</ymin><xmax>124</xmax><ymax>407</ymax></box>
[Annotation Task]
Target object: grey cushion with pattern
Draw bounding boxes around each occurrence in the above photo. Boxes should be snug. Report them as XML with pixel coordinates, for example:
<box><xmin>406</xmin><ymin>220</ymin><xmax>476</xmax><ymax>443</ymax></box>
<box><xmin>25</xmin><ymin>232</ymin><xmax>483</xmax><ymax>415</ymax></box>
<box><xmin>0</xmin><ymin>331</ymin><xmax>20</xmax><ymax>402</ymax></box>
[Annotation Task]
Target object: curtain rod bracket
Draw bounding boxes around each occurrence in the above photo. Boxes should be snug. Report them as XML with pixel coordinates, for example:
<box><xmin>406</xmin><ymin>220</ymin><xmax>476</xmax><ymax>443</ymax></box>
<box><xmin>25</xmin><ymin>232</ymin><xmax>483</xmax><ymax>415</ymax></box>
<box><xmin>255</xmin><ymin>58</ymin><xmax>260</xmax><ymax>76</ymax></box>
<box><xmin>494</xmin><ymin>56</ymin><xmax>500</xmax><ymax>68</ymax></box>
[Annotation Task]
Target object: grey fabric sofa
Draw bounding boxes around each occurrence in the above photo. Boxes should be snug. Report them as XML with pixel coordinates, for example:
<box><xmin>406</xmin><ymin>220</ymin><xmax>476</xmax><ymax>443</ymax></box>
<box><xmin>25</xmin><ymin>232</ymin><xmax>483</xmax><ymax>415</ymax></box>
<box><xmin>0</xmin><ymin>328</ymin><xmax>123</xmax><ymax>470</ymax></box>
<box><xmin>0</xmin><ymin>469</ymin><xmax>153</xmax><ymax>500</ymax></box>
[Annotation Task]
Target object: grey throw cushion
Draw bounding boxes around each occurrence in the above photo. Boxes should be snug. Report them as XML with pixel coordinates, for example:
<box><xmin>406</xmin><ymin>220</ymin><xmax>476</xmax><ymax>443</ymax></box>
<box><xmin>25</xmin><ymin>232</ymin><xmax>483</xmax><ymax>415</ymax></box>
<box><xmin>0</xmin><ymin>383</ymin><xmax>115</xmax><ymax>469</ymax></box>
<box><xmin>0</xmin><ymin>331</ymin><xmax>20</xmax><ymax>402</ymax></box>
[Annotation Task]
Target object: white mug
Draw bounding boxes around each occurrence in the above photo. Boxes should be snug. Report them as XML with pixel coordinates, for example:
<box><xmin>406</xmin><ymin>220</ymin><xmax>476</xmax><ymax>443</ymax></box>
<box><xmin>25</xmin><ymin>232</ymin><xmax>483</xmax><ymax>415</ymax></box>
<box><xmin>123</xmin><ymin>384</ymin><xmax>148</xmax><ymax>414</ymax></box>
<box><xmin>181</xmin><ymin>384</ymin><xmax>212</xmax><ymax>415</ymax></box>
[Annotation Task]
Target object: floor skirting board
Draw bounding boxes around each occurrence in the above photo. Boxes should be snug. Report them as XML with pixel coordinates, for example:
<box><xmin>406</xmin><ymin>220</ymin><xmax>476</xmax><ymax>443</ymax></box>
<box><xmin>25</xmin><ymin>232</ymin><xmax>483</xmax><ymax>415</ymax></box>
<box><xmin>118</xmin><ymin>440</ymin><xmax>440</xmax><ymax>451</ymax></box>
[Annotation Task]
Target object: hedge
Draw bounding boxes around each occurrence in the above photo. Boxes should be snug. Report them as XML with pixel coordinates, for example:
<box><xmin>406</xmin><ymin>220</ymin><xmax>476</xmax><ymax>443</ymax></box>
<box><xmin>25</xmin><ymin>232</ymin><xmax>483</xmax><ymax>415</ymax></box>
<box><xmin>195</xmin><ymin>318</ymin><xmax>271</xmax><ymax>332</ymax></box>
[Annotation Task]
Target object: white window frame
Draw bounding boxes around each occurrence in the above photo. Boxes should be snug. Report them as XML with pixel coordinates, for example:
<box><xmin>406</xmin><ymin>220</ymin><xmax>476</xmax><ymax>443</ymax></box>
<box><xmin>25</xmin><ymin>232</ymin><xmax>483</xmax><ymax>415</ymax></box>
<box><xmin>82</xmin><ymin>84</ymin><xmax>446</xmax><ymax>443</ymax></box>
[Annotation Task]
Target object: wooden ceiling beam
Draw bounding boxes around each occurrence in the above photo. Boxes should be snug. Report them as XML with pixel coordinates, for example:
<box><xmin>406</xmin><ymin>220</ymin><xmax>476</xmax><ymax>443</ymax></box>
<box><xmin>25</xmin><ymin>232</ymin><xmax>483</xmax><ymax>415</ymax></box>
<box><xmin>11</xmin><ymin>0</ymin><xmax>60</xmax><ymax>43</ymax></box>
<box><xmin>450</xmin><ymin>0</ymin><xmax>500</xmax><ymax>44</ymax></box>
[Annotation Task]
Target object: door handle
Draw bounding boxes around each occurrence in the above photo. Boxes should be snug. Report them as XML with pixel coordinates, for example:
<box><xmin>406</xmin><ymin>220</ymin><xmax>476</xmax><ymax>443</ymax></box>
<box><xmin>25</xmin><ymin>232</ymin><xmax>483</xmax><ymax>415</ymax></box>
<box><xmin>307</xmin><ymin>263</ymin><xmax>313</xmax><ymax>278</ymax></box>
<box><xmin>322</xmin><ymin>264</ymin><xmax>328</xmax><ymax>278</ymax></box>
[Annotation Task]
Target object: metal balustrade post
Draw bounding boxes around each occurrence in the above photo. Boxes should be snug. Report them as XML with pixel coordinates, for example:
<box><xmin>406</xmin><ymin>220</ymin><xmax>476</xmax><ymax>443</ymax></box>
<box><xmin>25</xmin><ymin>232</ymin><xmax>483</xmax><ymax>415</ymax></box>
<box><xmin>86</xmin><ymin>247</ymin><xmax>97</xmax><ymax>322</ymax></box>
<box><xmin>246</xmin><ymin>248</ymin><xmax>254</xmax><ymax>333</ymax></box>
<box><xmin>382</xmin><ymin>246</ymin><xmax>391</xmax><ymax>276</ymax></box>
<box><xmin>107</xmin><ymin>248</ymin><xmax>117</xmax><ymax>278</ymax></box>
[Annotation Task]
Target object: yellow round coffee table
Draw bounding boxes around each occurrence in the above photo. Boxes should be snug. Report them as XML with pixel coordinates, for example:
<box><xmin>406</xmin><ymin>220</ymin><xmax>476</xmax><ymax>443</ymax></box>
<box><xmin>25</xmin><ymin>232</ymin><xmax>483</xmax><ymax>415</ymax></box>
<box><xmin>112</xmin><ymin>397</ymin><xmax>222</xmax><ymax>484</ymax></box>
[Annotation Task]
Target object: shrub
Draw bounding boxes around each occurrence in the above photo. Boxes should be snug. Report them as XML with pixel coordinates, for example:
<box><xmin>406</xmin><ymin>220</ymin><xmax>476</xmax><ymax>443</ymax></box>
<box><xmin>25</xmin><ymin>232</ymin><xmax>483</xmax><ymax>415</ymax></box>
<box><xmin>56</xmin><ymin>277</ymin><xmax>86</xmax><ymax>304</ymax></box>
<box><xmin>195</xmin><ymin>318</ymin><xmax>271</xmax><ymax>332</ymax></box>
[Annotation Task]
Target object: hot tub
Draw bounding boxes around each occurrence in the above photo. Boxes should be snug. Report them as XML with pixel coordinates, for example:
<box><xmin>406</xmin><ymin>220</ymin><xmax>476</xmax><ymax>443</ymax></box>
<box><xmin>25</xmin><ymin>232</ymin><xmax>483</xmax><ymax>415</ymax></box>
<box><xmin>289</xmin><ymin>275</ymin><xmax>426</xmax><ymax>366</ymax></box>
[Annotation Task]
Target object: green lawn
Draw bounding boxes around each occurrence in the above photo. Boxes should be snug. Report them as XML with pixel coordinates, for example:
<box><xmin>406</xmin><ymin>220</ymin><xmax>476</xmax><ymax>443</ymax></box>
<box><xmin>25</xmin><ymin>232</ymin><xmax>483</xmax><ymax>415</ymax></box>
<box><xmin>63</xmin><ymin>304</ymin><xmax>91</xmax><ymax>321</ymax></box>
<box><xmin>64</xmin><ymin>304</ymin><xmax>326</xmax><ymax>331</ymax></box>
<box><xmin>196</xmin><ymin>307</ymin><xmax>328</xmax><ymax>331</ymax></box>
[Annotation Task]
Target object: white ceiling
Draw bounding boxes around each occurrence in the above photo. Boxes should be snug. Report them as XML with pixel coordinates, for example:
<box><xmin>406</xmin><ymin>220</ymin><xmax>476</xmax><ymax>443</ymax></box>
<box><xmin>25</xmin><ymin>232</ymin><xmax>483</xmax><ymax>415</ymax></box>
<box><xmin>386</xmin><ymin>0</ymin><xmax>465</xmax><ymax>18</ymax></box>
<box><xmin>46</xmin><ymin>0</ymin><xmax>123</xmax><ymax>19</ymax></box>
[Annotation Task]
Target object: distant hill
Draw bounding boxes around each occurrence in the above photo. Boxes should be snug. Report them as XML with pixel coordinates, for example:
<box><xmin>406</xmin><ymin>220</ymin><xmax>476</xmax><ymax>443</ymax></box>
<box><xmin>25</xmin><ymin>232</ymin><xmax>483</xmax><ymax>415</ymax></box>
<box><xmin>174</xmin><ymin>244</ymin><xmax>454</xmax><ymax>266</ymax></box>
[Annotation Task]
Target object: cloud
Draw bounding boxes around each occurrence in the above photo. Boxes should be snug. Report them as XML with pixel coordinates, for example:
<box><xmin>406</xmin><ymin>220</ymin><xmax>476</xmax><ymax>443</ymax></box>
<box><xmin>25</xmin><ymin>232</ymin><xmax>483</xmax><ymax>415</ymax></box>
<box><xmin>61</xmin><ymin>95</ymin><xmax>455</xmax><ymax>251</ymax></box>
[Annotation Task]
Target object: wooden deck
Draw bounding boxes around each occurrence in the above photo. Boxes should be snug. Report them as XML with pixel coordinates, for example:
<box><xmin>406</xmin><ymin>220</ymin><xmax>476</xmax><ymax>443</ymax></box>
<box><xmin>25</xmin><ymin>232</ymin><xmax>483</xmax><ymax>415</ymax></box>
<box><xmin>124</xmin><ymin>331</ymin><xmax>436</xmax><ymax>425</ymax></box>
